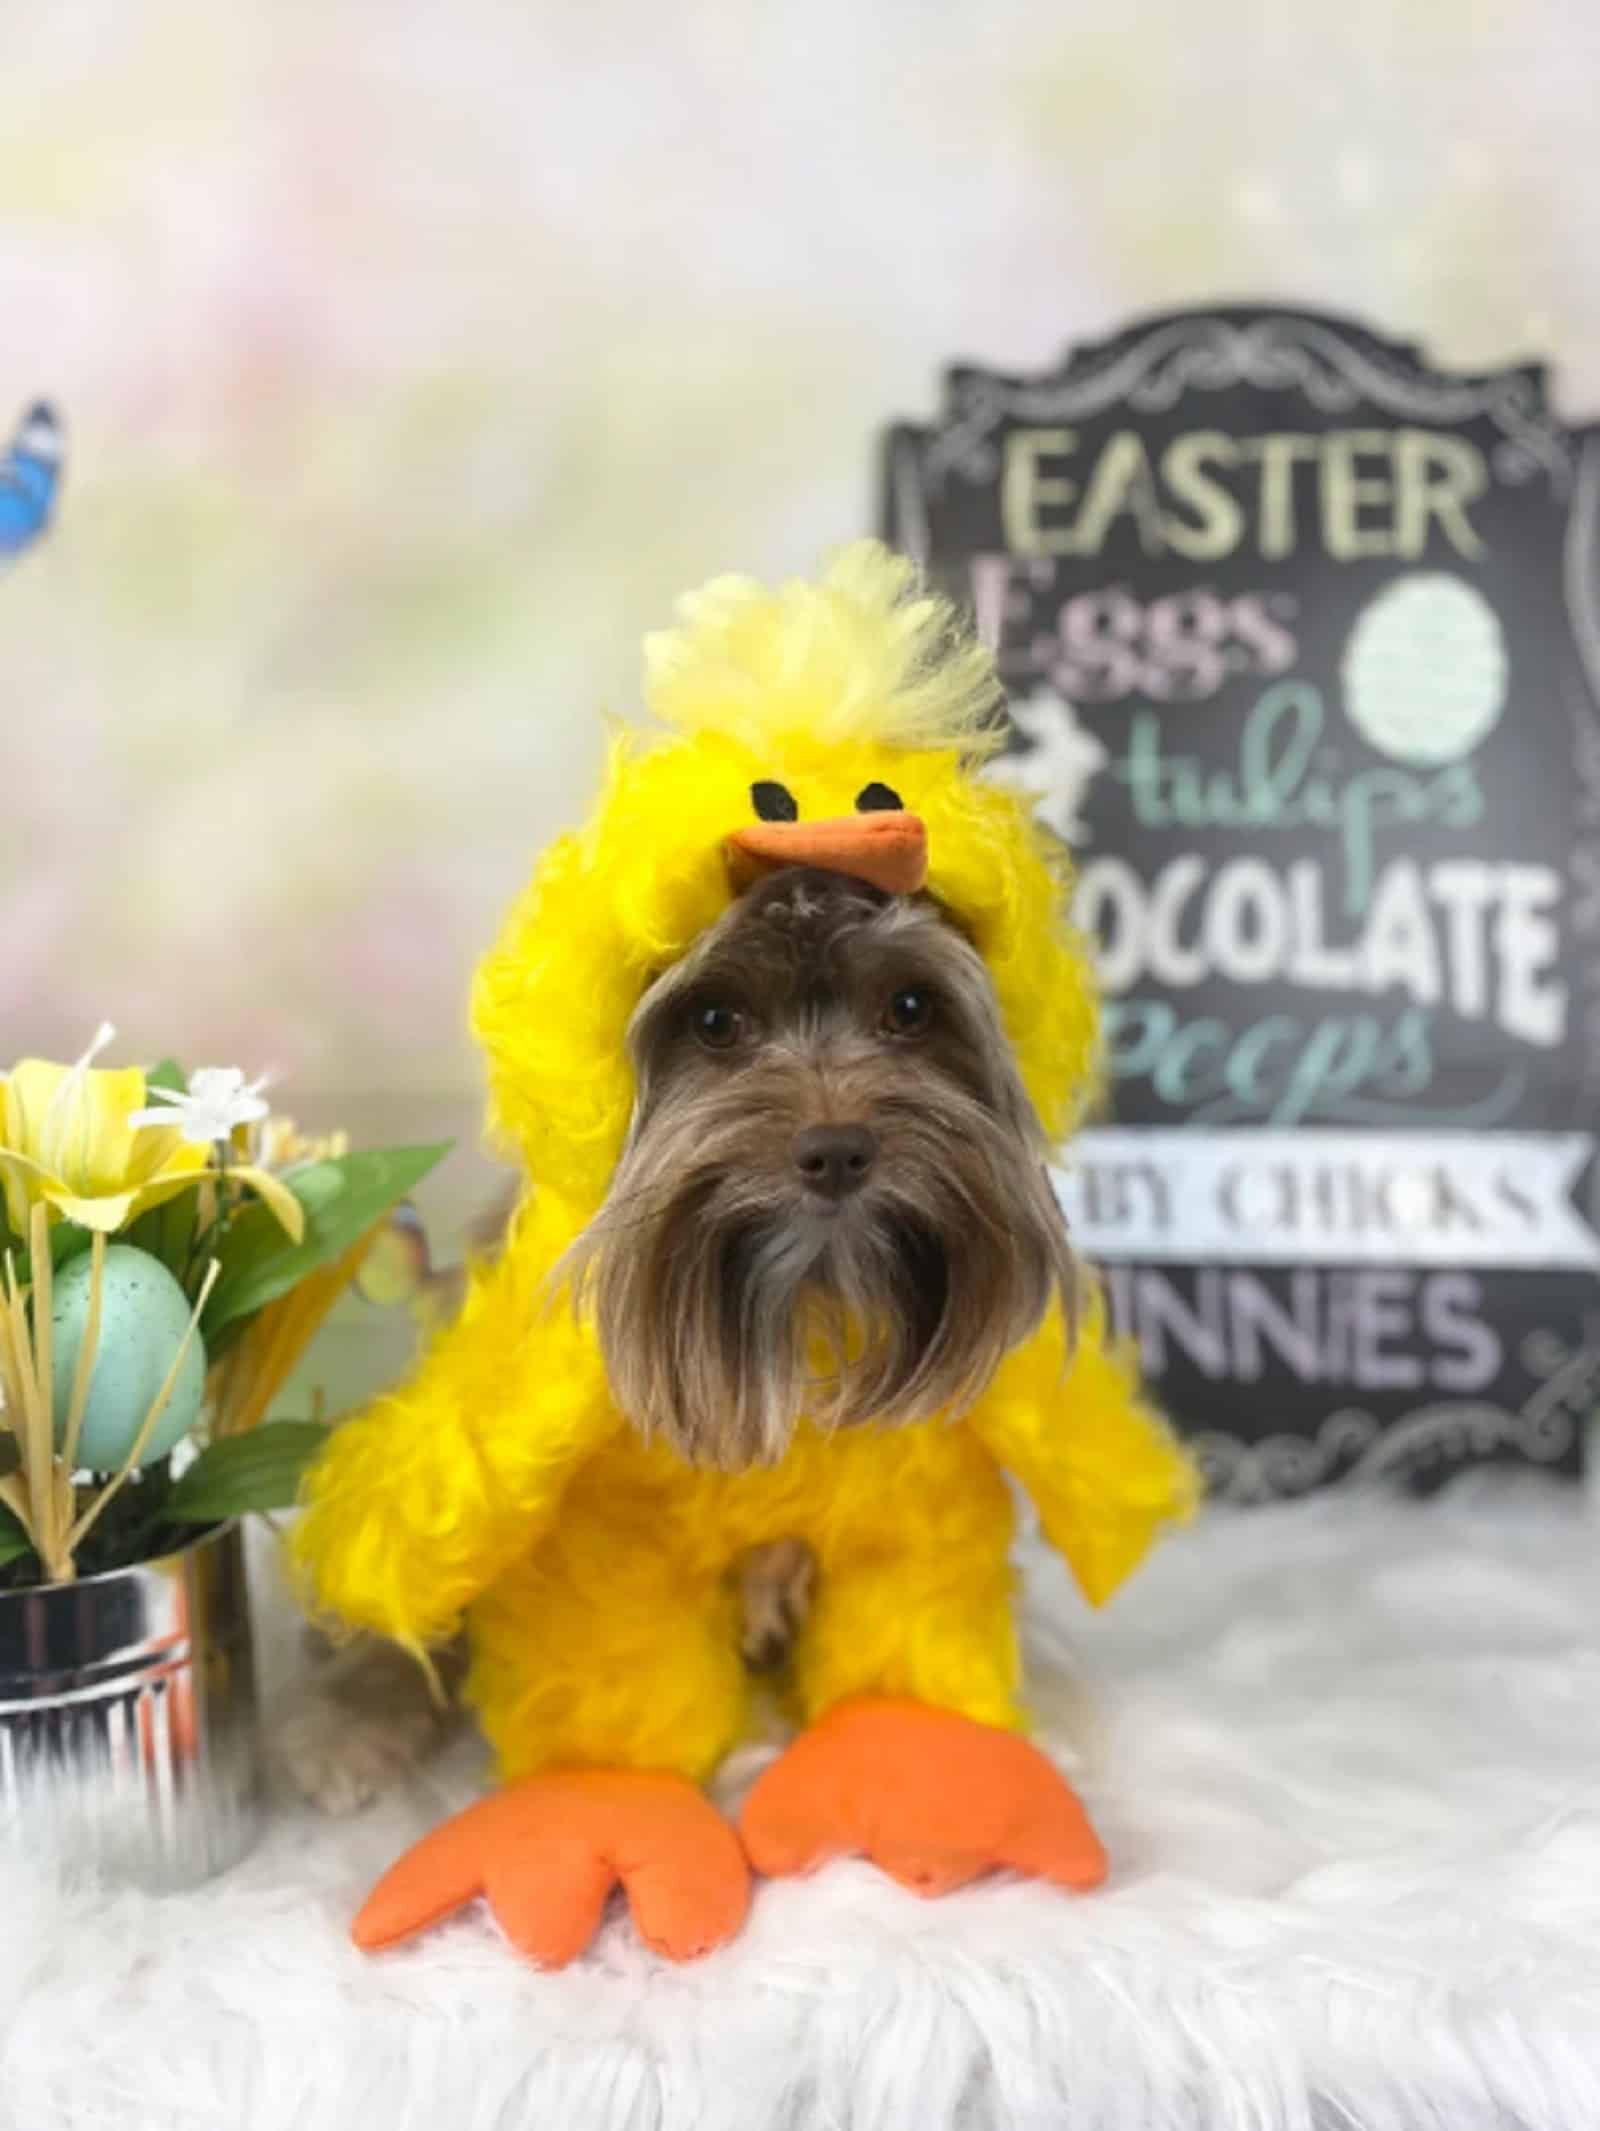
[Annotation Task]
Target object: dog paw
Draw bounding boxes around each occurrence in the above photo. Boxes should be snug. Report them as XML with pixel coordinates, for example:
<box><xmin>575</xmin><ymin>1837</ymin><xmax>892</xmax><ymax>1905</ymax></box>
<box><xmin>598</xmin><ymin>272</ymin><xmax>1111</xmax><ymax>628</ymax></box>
<box><xmin>737</xmin><ymin>1538</ymin><xmax>816</xmax><ymax>1672</ymax></box>
<box><xmin>278</xmin><ymin>1701</ymin><xmax>411</xmax><ymax>1816</ymax></box>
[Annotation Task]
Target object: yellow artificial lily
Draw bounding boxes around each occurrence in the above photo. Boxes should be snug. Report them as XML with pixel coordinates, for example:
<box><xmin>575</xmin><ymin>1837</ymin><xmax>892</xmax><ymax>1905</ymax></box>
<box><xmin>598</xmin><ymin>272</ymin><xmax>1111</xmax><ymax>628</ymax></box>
<box><xmin>0</xmin><ymin>1034</ymin><xmax>304</xmax><ymax>1242</ymax></box>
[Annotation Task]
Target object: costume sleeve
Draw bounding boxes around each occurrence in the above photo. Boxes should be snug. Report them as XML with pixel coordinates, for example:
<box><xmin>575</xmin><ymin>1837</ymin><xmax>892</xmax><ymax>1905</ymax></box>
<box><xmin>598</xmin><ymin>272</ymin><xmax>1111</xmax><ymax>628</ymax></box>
<box><xmin>965</xmin><ymin>1280</ymin><xmax>1201</xmax><ymax>1606</ymax></box>
<box><xmin>290</xmin><ymin>1200</ymin><xmax>618</xmax><ymax>1652</ymax></box>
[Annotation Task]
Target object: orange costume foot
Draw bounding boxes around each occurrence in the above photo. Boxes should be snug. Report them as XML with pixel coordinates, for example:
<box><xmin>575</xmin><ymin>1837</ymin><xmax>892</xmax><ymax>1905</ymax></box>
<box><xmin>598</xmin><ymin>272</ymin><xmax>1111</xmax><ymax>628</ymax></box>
<box><xmin>353</xmin><ymin>1768</ymin><xmax>751</xmax><ymax>1967</ymax></box>
<box><xmin>739</xmin><ymin>1697</ymin><xmax>1108</xmax><ymax>1897</ymax></box>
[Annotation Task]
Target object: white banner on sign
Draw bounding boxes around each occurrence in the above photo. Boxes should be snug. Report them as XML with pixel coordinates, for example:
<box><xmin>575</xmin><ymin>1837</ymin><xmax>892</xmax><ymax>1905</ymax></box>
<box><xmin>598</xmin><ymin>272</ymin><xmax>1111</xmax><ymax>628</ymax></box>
<box><xmin>1055</xmin><ymin>1129</ymin><xmax>1600</xmax><ymax>1270</ymax></box>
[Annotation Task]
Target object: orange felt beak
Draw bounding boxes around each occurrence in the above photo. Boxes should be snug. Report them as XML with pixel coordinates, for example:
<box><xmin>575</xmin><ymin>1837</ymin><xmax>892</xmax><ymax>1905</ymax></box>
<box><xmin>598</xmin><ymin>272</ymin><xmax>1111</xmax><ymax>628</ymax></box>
<box><xmin>725</xmin><ymin>812</ymin><xmax>929</xmax><ymax>897</ymax></box>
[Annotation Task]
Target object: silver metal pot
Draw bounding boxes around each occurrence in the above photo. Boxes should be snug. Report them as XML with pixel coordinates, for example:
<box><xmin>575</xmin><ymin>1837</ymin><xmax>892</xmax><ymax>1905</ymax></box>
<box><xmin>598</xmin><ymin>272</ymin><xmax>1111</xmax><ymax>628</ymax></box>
<box><xmin>0</xmin><ymin>1521</ymin><xmax>262</xmax><ymax>1889</ymax></box>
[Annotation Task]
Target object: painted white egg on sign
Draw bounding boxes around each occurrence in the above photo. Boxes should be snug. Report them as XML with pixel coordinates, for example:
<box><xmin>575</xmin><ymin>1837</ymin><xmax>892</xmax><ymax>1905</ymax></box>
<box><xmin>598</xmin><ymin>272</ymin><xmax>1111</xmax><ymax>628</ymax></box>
<box><xmin>49</xmin><ymin>1244</ymin><xmax>207</xmax><ymax>1472</ymax></box>
<box><xmin>1340</xmin><ymin>571</ymin><xmax>1508</xmax><ymax>766</ymax></box>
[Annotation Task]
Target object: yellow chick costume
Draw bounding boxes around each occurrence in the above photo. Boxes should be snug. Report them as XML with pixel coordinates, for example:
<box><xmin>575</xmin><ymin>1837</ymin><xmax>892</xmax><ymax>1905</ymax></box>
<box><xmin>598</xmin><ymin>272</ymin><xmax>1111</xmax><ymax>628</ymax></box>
<box><xmin>294</xmin><ymin>544</ymin><xmax>1197</xmax><ymax>1955</ymax></box>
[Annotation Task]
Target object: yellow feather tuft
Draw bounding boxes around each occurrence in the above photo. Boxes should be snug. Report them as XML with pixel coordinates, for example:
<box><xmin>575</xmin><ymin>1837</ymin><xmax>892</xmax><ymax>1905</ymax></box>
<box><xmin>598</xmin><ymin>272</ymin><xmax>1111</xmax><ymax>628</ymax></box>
<box><xmin>643</xmin><ymin>540</ymin><xmax>1005</xmax><ymax>760</ymax></box>
<box><xmin>473</xmin><ymin>542</ymin><xmax>1102</xmax><ymax>1203</ymax></box>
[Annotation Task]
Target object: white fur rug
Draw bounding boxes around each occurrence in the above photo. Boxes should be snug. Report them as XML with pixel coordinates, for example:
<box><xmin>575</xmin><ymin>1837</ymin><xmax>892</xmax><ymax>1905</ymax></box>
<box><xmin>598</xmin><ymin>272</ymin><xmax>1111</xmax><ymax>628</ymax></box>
<box><xmin>5</xmin><ymin>1480</ymin><xmax>1600</xmax><ymax>2131</ymax></box>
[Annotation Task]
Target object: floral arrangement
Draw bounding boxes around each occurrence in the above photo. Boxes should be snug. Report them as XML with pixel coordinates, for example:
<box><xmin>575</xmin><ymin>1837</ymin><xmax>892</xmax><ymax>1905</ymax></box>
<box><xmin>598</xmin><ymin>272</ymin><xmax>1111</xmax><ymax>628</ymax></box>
<box><xmin>0</xmin><ymin>1027</ymin><xmax>448</xmax><ymax>1586</ymax></box>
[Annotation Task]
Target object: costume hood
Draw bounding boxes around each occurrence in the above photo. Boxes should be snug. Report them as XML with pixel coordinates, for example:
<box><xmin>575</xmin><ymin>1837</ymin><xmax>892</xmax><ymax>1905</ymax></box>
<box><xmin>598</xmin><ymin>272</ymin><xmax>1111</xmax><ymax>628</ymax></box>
<box><xmin>472</xmin><ymin>542</ymin><xmax>1100</xmax><ymax>1214</ymax></box>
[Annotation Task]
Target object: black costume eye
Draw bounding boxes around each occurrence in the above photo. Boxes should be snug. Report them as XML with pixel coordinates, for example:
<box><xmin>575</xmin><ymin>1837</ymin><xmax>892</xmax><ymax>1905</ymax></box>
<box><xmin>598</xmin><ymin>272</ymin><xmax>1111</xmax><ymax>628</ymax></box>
<box><xmin>693</xmin><ymin>1002</ymin><xmax>749</xmax><ymax>1051</ymax></box>
<box><xmin>883</xmin><ymin>987</ymin><xmax>935</xmax><ymax>1038</ymax></box>
<box><xmin>856</xmin><ymin>781</ymin><xmax>903</xmax><ymax>812</ymax></box>
<box><xmin>751</xmin><ymin>780</ymin><xmax>798</xmax><ymax>822</ymax></box>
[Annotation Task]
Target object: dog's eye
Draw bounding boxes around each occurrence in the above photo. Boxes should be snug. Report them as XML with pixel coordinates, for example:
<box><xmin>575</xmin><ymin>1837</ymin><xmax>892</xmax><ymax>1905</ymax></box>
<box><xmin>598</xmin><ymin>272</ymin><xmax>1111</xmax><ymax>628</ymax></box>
<box><xmin>856</xmin><ymin>781</ymin><xmax>902</xmax><ymax>812</ymax></box>
<box><xmin>883</xmin><ymin>987</ymin><xmax>935</xmax><ymax>1038</ymax></box>
<box><xmin>751</xmin><ymin>780</ymin><xmax>798</xmax><ymax>823</ymax></box>
<box><xmin>693</xmin><ymin>1002</ymin><xmax>749</xmax><ymax>1051</ymax></box>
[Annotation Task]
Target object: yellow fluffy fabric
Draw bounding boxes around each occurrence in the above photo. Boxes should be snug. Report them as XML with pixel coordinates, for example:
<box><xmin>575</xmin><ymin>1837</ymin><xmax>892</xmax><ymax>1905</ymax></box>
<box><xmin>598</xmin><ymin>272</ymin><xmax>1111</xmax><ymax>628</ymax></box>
<box><xmin>472</xmin><ymin>541</ymin><xmax>1100</xmax><ymax>1206</ymax></box>
<box><xmin>294</xmin><ymin>542</ymin><xmax>1198</xmax><ymax>1780</ymax></box>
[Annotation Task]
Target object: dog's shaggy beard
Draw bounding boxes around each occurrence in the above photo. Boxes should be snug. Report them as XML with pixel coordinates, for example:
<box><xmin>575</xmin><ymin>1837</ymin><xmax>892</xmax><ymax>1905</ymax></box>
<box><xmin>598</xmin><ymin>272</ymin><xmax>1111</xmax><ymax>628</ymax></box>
<box><xmin>563</xmin><ymin>1084</ymin><xmax>1076</xmax><ymax>1470</ymax></box>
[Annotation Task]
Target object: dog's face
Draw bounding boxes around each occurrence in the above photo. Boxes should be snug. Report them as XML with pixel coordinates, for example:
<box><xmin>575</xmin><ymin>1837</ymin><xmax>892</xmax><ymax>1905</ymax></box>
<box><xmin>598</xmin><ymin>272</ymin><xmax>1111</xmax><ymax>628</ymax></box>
<box><xmin>566</xmin><ymin>866</ymin><xmax>1075</xmax><ymax>1467</ymax></box>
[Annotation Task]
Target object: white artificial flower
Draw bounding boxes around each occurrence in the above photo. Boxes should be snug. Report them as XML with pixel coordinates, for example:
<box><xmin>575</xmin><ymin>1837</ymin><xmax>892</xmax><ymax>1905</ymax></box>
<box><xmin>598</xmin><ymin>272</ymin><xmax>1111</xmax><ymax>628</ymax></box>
<box><xmin>131</xmin><ymin>1067</ymin><xmax>271</xmax><ymax>1146</ymax></box>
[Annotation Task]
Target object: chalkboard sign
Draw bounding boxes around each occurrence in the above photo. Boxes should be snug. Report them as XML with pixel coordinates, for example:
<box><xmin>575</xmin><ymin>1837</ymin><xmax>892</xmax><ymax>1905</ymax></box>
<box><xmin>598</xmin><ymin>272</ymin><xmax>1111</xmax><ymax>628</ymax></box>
<box><xmin>883</xmin><ymin>306</ymin><xmax>1600</xmax><ymax>1499</ymax></box>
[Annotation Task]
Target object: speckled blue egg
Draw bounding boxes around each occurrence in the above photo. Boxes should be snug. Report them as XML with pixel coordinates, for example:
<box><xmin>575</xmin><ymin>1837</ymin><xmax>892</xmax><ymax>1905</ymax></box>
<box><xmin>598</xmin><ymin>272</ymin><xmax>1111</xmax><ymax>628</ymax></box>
<box><xmin>49</xmin><ymin>1244</ymin><xmax>207</xmax><ymax>1472</ymax></box>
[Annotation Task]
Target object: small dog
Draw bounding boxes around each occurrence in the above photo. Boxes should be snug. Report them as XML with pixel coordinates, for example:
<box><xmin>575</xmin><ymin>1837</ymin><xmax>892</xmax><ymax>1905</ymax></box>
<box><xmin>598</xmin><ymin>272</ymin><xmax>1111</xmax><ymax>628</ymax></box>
<box><xmin>284</xmin><ymin>864</ymin><xmax>1075</xmax><ymax>1810</ymax></box>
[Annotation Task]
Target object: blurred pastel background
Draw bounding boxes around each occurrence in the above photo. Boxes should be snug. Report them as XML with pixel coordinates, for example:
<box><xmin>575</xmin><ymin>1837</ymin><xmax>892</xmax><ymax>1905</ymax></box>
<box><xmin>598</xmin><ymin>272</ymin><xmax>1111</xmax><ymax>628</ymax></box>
<box><xmin>6</xmin><ymin>0</ymin><xmax>1600</xmax><ymax>1282</ymax></box>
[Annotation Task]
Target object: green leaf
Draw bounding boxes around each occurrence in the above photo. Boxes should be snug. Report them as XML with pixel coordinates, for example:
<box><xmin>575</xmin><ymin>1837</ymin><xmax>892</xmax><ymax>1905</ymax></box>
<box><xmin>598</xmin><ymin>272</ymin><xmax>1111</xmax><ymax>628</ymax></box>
<box><xmin>123</xmin><ymin>1189</ymin><xmax>198</xmax><ymax>1284</ymax></box>
<box><xmin>6</xmin><ymin>1219</ymin><xmax>94</xmax><ymax>1287</ymax></box>
<box><xmin>166</xmin><ymin>1421</ymin><xmax>335</xmax><ymax>1522</ymax></box>
<box><xmin>0</xmin><ymin>1498</ymin><xmax>33</xmax><ymax>1569</ymax></box>
<box><xmin>0</xmin><ymin>1434</ymin><xmax>18</xmax><ymax>1479</ymax></box>
<box><xmin>144</xmin><ymin>1058</ymin><xmax>188</xmax><ymax>1096</ymax></box>
<box><xmin>51</xmin><ymin>1221</ymin><xmax>94</xmax><ymax>1271</ymax></box>
<box><xmin>200</xmin><ymin>1143</ymin><xmax>452</xmax><ymax>1348</ymax></box>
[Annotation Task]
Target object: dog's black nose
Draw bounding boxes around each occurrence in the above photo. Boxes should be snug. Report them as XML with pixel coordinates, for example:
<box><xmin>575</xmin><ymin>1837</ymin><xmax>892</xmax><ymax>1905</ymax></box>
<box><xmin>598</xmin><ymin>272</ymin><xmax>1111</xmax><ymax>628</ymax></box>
<box><xmin>792</xmin><ymin>1123</ymin><xmax>878</xmax><ymax>1200</ymax></box>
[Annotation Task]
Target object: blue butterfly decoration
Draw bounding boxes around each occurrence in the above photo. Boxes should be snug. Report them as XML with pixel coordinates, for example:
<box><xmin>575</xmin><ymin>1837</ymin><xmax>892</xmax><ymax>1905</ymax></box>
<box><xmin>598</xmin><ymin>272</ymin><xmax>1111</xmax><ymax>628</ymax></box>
<box><xmin>0</xmin><ymin>401</ymin><xmax>63</xmax><ymax>566</ymax></box>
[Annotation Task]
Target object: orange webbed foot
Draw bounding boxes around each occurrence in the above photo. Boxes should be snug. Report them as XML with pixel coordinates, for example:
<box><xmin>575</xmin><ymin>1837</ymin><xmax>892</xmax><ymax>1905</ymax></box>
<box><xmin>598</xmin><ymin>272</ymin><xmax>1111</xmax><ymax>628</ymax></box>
<box><xmin>739</xmin><ymin>1697</ymin><xmax>1108</xmax><ymax>1898</ymax></box>
<box><xmin>353</xmin><ymin>1768</ymin><xmax>750</xmax><ymax>1967</ymax></box>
